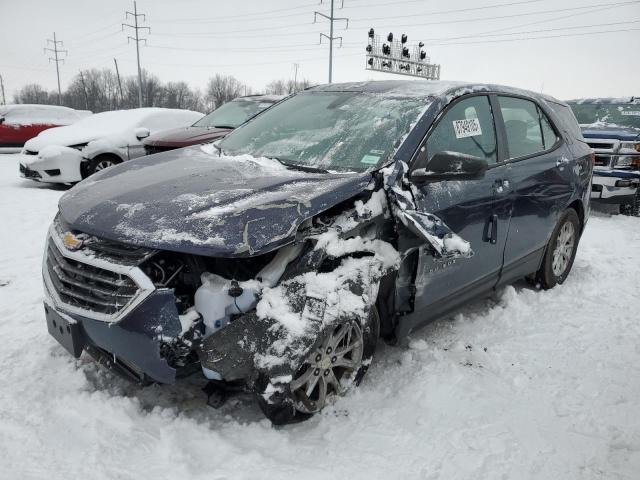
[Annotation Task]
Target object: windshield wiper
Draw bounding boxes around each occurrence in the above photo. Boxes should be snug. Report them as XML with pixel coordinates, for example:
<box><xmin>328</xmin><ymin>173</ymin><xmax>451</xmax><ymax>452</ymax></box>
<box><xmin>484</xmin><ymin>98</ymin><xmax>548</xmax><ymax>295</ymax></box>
<box><xmin>211</xmin><ymin>142</ymin><xmax>223</xmax><ymax>156</ymax></box>
<box><xmin>273</xmin><ymin>158</ymin><xmax>329</xmax><ymax>173</ymax></box>
<box><xmin>212</xmin><ymin>125</ymin><xmax>236</xmax><ymax>129</ymax></box>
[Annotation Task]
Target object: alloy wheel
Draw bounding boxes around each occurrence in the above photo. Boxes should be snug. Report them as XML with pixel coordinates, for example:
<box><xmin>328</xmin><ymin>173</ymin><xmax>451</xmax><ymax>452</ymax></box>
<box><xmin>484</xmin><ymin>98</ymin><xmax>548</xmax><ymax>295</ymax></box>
<box><xmin>289</xmin><ymin>322</ymin><xmax>364</xmax><ymax>414</ymax></box>
<box><xmin>552</xmin><ymin>221</ymin><xmax>575</xmax><ymax>277</ymax></box>
<box><xmin>94</xmin><ymin>159</ymin><xmax>115</xmax><ymax>171</ymax></box>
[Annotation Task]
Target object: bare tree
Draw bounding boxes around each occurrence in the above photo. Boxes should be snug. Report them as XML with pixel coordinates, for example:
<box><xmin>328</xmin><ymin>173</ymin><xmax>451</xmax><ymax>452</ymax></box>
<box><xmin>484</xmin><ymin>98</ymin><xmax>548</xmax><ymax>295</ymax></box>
<box><xmin>12</xmin><ymin>70</ymin><xmax>208</xmax><ymax>113</ymax></box>
<box><xmin>13</xmin><ymin>84</ymin><xmax>53</xmax><ymax>104</ymax></box>
<box><xmin>265</xmin><ymin>78</ymin><xmax>313</xmax><ymax>95</ymax></box>
<box><xmin>205</xmin><ymin>74</ymin><xmax>245</xmax><ymax>111</ymax></box>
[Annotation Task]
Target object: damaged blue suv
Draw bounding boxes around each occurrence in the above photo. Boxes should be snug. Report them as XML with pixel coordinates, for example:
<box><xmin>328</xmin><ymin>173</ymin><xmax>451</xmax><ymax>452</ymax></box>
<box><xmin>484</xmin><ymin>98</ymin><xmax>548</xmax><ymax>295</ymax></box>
<box><xmin>43</xmin><ymin>81</ymin><xmax>592</xmax><ymax>424</ymax></box>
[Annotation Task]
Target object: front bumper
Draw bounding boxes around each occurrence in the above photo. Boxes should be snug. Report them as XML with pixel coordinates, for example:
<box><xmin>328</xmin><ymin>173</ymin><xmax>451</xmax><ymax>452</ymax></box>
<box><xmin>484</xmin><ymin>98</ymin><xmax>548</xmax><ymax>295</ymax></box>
<box><xmin>18</xmin><ymin>147</ymin><xmax>84</xmax><ymax>183</ymax></box>
<box><xmin>42</xmin><ymin>224</ymin><xmax>183</xmax><ymax>384</ymax></box>
<box><xmin>43</xmin><ymin>291</ymin><xmax>183</xmax><ymax>384</ymax></box>
<box><xmin>591</xmin><ymin>169</ymin><xmax>639</xmax><ymax>204</ymax></box>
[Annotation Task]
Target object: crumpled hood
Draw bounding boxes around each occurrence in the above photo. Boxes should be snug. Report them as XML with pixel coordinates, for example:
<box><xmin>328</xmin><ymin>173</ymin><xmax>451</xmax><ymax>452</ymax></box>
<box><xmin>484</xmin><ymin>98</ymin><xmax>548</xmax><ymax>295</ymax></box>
<box><xmin>143</xmin><ymin>126</ymin><xmax>231</xmax><ymax>147</ymax></box>
<box><xmin>581</xmin><ymin>124</ymin><xmax>640</xmax><ymax>142</ymax></box>
<box><xmin>59</xmin><ymin>145</ymin><xmax>372</xmax><ymax>257</ymax></box>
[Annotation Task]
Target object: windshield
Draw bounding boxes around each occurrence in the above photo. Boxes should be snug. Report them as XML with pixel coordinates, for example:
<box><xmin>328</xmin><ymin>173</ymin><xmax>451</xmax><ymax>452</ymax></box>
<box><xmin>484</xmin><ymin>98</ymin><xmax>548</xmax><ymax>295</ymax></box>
<box><xmin>569</xmin><ymin>102</ymin><xmax>640</xmax><ymax>130</ymax></box>
<box><xmin>194</xmin><ymin>99</ymin><xmax>272</xmax><ymax>129</ymax></box>
<box><xmin>218</xmin><ymin>91</ymin><xmax>427</xmax><ymax>172</ymax></box>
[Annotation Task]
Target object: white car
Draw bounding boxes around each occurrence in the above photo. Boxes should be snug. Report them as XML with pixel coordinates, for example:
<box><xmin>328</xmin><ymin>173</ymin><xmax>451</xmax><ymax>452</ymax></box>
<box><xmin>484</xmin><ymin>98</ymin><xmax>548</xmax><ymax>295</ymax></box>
<box><xmin>19</xmin><ymin>108</ymin><xmax>204</xmax><ymax>183</ymax></box>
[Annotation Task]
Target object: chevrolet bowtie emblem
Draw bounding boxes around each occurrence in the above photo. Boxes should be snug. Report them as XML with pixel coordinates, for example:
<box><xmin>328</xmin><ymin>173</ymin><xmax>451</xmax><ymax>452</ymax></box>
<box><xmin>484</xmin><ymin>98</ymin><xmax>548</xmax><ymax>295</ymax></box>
<box><xmin>63</xmin><ymin>232</ymin><xmax>84</xmax><ymax>251</ymax></box>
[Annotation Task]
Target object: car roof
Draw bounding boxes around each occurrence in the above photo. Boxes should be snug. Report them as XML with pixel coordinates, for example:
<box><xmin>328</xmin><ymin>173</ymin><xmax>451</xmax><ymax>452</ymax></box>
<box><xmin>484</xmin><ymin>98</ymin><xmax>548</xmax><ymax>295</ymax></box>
<box><xmin>308</xmin><ymin>80</ymin><xmax>563</xmax><ymax>105</ymax></box>
<box><xmin>566</xmin><ymin>97</ymin><xmax>640</xmax><ymax>104</ymax></box>
<box><xmin>234</xmin><ymin>94</ymin><xmax>285</xmax><ymax>103</ymax></box>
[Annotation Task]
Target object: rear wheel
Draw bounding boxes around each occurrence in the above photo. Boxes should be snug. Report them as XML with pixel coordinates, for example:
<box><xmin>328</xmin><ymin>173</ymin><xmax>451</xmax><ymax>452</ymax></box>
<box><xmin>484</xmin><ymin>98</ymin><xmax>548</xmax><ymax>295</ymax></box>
<box><xmin>258</xmin><ymin>307</ymin><xmax>379</xmax><ymax>425</ymax></box>
<box><xmin>535</xmin><ymin>209</ymin><xmax>580</xmax><ymax>289</ymax></box>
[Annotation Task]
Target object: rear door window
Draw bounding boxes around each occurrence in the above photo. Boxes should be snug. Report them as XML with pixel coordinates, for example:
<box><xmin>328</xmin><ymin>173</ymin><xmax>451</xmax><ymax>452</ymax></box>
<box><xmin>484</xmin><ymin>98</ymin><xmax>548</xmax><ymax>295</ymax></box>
<box><xmin>498</xmin><ymin>96</ymin><xmax>558</xmax><ymax>159</ymax></box>
<box><xmin>426</xmin><ymin>95</ymin><xmax>497</xmax><ymax>164</ymax></box>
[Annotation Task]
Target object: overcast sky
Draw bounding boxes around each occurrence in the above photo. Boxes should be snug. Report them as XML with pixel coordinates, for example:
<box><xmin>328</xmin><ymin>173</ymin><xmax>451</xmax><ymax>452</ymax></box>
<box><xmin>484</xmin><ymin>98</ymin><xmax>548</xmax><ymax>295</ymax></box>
<box><xmin>1</xmin><ymin>0</ymin><xmax>639</xmax><ymax>103</ymax></box>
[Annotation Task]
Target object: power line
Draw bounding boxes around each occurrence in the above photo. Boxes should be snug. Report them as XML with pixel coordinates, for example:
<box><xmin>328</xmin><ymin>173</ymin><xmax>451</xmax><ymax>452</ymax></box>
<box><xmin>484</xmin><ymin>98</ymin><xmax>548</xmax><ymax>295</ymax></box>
<box><xmin>44</xmin><ymin>32</ymin><xmax>67</xmax><ymax>105</ymax></box>
<box><xmin>426</xmin><ymin>18</ymin><xmax>640</xmax><ymax>43</ymax></box>
<box><xmin>355</xmin><ymin>0</ymin><xmax>544</xmax><ymax>21</ymax></box>
<box><xmin>122</xmin><ymin>0</ymin><xmax>149</xmax><ymax>108</ymax></box>
<box><xmin>315</xmin><ymin>0</ymin><xmax>349</xmax><ymax>83</ymax></box>
<box><xmin>429</xmin><ymin>26</ymin><xmax>640</xmax><ymax>46</ymax></box>
<box><xmin>351</xmin><ymin>0</ymin><xmax>640</xmax><ymax>25</ymax></box>
<box><xmin>152</xmin><ymin>1</ymin><xmax>317</xmax><ymax>24</ymax></box>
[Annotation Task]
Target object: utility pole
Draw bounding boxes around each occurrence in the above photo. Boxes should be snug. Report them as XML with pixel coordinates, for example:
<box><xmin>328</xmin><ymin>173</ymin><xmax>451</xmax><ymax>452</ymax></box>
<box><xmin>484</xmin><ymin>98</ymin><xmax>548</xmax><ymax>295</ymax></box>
<box><xmin>314</xmin><ymin>0</ymin><xmax>348</xmax><ymax>83</ymax></box>
<box><xmin>79</xmin><ymin>70</ymin><xmax>89</xmax><ymax>110</ymax></box>
<box><xmin>44</xmin><ymin>32</ymin><xmax>67</xmax><ymax>105</ymax></box>
<box><xmin>293</xmin><ymin>63</ymin><xmax>299</xmax><ymax>90</ymax></box>
<box><xmin>0</xmin><ymin>74</ymin><xmax>5</xmax><ymax>105</ymax></box>
<box><xmin>122</xmin><ymin>1</ymin><xmax>149</xmax><ymax>108</ymax></box>
<box><xmin>114</xmin><ymin>58</ymin><xmax>124</xmax><ymax>106</ymax></box>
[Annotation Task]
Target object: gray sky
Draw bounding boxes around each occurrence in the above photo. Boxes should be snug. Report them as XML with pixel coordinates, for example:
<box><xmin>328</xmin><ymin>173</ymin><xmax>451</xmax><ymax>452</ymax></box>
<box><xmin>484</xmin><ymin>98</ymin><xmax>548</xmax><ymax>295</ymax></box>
<box><xmin>1</xmin><ymin>0</ymin><xmax>639</xmax><ymax>103</ymax></box>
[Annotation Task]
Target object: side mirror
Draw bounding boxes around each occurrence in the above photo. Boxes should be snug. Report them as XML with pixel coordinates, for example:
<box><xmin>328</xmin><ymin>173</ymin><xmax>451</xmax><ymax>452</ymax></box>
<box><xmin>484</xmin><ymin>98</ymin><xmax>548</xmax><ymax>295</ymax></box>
<box><xmin>0</xmin><ymin>116</ymin><xmax>5</xmax><ymax>125</ymax></box>
<box><xmin>410</xmin><ymin>151</ymin><xmax>488</xmax><ymax>183</ymax></box>
<box><xmin>134</xmin><ymin>127</ymin><xmax>150</xmax><ymax>140</ymax></box>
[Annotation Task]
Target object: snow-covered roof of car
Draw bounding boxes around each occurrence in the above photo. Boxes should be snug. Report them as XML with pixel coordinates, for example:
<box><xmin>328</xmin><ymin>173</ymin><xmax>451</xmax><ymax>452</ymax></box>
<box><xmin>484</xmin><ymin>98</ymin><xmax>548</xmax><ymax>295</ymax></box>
<box><xmin>233</xmin><ymin>94</ymin><xmax>285</xmax><ymax>103</ymax></box>
<box><xmin>566</xmin><ymin>97</ymin><xmax>640</xmax><ymax>104</ymax></box>
<box><xmin>24</xmin><ymin>107</ymin><xmax>204</xmax><ymax>151</ymax></box>
<box><xmin>0</xmin><ymin>104</ymin><xmax>91</xmax><ymax>125</ymax></box>
<box><xmin>309</xmin><ymin>80</ymin><xmax>564</xmax><ymax>105</ymax></box>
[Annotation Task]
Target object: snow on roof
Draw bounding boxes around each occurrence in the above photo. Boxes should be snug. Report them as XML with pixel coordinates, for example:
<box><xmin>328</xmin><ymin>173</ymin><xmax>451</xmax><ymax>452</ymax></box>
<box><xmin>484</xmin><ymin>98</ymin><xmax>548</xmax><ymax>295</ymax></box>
<box><xmin>0</xmin><ymin>104</ymin><xmax>91</xmax><ymax>126</ymax></box>
<box><xmin>24</xmin><ymin>107</ymin><xmax>203</xmax><ymax>151</ymax></box>
<box><xmin>309</xmin><ymin>80</ymin><xmax>563</xmax><ymax>104</ymax></box>
<box><xmin>566</xmin><ymin>97</ymin><xmax>640</xmax><ymax>105</ymax></box>
<box><xmin>235</xmin><ymin>94</ymin><xmax>285</xmax><ymax>103</ymax></box>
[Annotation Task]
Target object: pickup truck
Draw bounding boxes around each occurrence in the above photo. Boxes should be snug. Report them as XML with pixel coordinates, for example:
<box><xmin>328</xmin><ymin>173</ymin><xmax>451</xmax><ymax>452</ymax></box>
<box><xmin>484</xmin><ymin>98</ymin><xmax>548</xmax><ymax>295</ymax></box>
<box><xmin>567</xmin><ymin>97</ymin><xmax>640</xmax><ymax>215</ymax></box>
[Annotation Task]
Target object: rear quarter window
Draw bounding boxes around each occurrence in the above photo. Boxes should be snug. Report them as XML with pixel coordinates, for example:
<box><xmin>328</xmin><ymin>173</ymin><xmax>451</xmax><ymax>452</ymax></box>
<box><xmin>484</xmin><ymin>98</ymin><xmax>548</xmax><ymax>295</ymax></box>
<box><xmin>548</xmin><ymin>102</ymin><xmax>584</xmax><ymax>141</ymax></box>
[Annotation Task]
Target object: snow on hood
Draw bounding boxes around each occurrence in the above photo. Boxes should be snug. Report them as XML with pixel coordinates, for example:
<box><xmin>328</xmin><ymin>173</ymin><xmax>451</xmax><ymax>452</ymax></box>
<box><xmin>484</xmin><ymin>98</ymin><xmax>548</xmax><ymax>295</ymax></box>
<box><xmin>58</xmin><ymin>145</ymin><xmax>372</xmax><ymax>257</ymax></box>
<box><xmin>581</xmin><ymin>122</ymin><xmax>640</xmax><ymax>141</ymax></box>
<box><xmin>24</xmin><ymin>108</ymin><xmax>203</xmax><ymax>152</ymax></box>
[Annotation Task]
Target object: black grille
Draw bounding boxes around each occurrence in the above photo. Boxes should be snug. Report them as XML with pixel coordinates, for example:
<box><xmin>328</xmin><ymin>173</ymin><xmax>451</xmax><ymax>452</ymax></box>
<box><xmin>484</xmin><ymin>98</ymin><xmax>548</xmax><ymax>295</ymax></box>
<box><xmin>594</xmin><ymin>155</ymin><xmax>610</xmax><ymax>167</ymax></box>
<box><xmin>587</xmin><ymin>142</ymin><xmax>614</xmax><ymax>150</ymax></box>
<box><xmin>23</xmin><ymin>150</ymin><xmax>38</xmax><ymax>156</ymax></box>
<box><xmin>19</xmin><ymin>164</ymin><xmax>41</xmax><ymax>179</ymax></box>
<box><xmin>45</xmin><ymin>239</ymin><xmax>140</xmax><ymax>315</ymax></box>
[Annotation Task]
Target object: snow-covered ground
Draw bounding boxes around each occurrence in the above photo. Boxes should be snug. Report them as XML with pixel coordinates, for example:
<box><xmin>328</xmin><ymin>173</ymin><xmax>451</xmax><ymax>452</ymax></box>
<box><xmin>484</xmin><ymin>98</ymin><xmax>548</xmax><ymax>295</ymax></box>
<box><xmin>1</xmin><ymin>153</ymin><xmax>639</xmax><ymax>479</ymax></box>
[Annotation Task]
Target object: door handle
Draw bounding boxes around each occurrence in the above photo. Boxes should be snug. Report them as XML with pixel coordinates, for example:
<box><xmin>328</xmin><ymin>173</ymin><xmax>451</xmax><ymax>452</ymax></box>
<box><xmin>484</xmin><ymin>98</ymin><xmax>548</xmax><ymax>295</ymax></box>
<box><xmin>487</xmin><ymin>214</ymin><xmax>498</xmax><ymax>244</ymax></box>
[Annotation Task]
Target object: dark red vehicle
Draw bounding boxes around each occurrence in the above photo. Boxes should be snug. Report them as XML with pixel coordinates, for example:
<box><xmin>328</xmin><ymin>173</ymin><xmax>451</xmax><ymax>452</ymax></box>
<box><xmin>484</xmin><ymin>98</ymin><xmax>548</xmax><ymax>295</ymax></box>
<box><xmin>143</xmin><ymin>94</ymin><xmax>283</xmax><ymax>154</ymax></box>
<box><xmin>0</xmin><ymin>104</ymin><xmax>90</xmax><ymax>152</ymax></box>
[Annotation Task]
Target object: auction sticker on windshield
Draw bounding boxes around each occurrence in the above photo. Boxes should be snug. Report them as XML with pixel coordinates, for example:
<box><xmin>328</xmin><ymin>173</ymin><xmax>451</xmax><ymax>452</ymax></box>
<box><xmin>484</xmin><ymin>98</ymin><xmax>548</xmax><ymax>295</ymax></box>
<box><xmin>453</xmin><ymin>118</ymin><xmax>482</xmax><ymax>138</ymax></box>
<box><xmin>361</xmin><ymin>154</ymin><xmax>380</xmax><ymax>165</ymax></box>
<box><xmin>621</xmin><ymin>111</ymin><xmax>640</xmax><ymax>116</ymax></box>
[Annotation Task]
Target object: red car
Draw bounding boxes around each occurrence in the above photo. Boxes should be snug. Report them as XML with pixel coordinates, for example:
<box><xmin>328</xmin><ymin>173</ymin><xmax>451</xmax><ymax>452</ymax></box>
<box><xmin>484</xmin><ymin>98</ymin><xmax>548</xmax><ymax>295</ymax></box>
<box><xmin>143</xmin><ymin>95</ymin><xmax>283</xmax><ymax>154</ymax></box>
<box><xmin>0</xmin><ymin>104</ymin><xmax>91</xmax><ymax>153</ymax></box>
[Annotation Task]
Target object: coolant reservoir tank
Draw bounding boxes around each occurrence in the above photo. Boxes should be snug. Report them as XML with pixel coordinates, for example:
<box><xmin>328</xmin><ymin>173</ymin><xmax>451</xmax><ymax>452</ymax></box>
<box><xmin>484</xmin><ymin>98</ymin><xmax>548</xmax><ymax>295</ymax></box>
<box><xmin>194</xmin><ymin>274</ymin><xmax>232</xmax><ymax>334</ymax></box>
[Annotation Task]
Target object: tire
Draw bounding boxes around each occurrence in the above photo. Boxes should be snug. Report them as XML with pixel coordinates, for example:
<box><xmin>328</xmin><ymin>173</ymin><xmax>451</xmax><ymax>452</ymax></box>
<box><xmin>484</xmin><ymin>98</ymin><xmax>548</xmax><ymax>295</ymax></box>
<box><xmin>619</xmin><ymin>188</ymin><xmax>640</xmax><ymax>217</ymax></box>
<box><xmin>536</xmin><ymin>209</ymin><xmax>581</xmax><ymax>290</ymax></box>
<box><xmin>258</xmin><ymin>306</ymin><xmax>380</xmax><ymax>425</ymax></box>
<box><xmin>82</xmin><ymin>155</ymin><xmax>120</xmax><ymax>179</ymax></box>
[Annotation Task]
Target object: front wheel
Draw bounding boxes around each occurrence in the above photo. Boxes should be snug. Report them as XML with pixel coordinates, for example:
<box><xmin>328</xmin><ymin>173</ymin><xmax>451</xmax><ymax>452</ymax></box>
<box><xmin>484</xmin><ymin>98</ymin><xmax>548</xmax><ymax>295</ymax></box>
<box><xmin>258</xmin><ymin>307</ymin><xmax>380</xmax><ymax>425</ymax></box>
<box><xmin>535</xmin><ymin>209</ymin><xmax>581</xmax><ymax>289</ymax></box>
<box><xmin>619</xmin><ymin>188</ymin><xmax>640</xmax><ymax>216</ymax></box>
<box><xmin>82</xmin><ymin>155</ymin><xmax>120</xmax><ymax>178</ymax></box>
